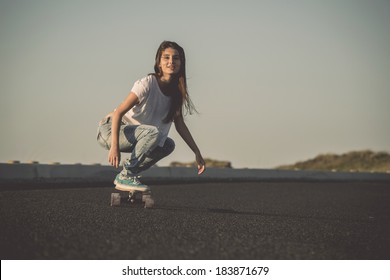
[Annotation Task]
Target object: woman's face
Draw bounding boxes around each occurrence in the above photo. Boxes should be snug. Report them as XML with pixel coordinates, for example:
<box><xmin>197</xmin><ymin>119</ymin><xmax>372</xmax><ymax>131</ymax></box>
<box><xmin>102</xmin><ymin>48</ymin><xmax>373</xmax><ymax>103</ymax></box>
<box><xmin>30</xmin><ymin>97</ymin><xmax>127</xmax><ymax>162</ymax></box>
<box><xmin>159</xmin><ymin>47</ymin><xmax>181</xmax><ymax>77</ymax></box>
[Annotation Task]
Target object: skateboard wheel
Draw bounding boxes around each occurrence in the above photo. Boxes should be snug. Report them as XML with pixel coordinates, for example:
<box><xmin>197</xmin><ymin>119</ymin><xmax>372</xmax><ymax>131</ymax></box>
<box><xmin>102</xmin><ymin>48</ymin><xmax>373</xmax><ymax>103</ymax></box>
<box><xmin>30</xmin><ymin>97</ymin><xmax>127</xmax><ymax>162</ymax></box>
<box><xmin>143</xmin><ymin>195</ymin><xmax>154</xmax><ymax>208</ymax></box>
<box><xmin>111</xmin><ymin>193</ymin><xmax>121</xmax><ymax>206</ymax></box>
<box><xmin>142</xmin><ymin>193</ymin><xmax>152</xmax><ymax>202</ymax></box>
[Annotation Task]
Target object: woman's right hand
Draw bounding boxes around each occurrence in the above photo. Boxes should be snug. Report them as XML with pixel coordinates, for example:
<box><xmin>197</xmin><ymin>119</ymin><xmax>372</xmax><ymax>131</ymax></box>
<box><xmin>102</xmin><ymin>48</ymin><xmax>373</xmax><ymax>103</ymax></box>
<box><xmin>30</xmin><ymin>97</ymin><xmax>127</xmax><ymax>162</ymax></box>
<box><xmin>108</xmin><ymin>147</ymin><xmax>121</xmax><ymax>168</ymax></box>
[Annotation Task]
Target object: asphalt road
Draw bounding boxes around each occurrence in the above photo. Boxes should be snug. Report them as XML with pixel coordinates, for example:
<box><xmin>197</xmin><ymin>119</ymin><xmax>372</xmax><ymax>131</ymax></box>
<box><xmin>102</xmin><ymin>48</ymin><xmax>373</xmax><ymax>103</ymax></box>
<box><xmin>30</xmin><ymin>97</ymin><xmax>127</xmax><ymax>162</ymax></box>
<box><xmin>1</xmin><ymin>180</ymin><xmax>389</xmax><ymax>260</ymax></box>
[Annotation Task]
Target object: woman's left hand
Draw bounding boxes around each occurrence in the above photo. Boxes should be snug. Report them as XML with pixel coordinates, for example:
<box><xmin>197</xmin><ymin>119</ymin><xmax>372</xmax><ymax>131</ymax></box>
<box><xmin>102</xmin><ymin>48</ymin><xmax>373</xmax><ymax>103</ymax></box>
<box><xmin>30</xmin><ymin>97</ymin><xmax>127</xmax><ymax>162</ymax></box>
<box><xmin>196</xmin><ymin>153</ymin><xmax>206</xmax><ymax>175</ymax></box>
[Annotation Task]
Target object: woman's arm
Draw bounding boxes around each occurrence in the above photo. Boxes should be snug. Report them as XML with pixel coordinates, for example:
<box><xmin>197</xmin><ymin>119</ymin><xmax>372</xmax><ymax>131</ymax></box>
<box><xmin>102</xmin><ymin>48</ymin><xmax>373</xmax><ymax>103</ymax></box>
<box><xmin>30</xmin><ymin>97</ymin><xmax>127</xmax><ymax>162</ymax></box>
<box><xmin>108</xmin><ymin>92</ymin><xmax>139</xmax><ymax>168</ymax></box>
<box><xmin>174</xmin><ymin>114</ymin><xmax>206</xmax><ymax>174</ymax></box>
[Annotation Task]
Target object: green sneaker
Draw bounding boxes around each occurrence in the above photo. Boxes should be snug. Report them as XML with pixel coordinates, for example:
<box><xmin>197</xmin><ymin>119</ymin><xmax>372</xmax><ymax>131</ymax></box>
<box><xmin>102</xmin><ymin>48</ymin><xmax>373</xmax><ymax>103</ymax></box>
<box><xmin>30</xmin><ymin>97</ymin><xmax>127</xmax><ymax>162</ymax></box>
<box><xmin>114</xmin><ymin>174</ymin><xmax>149</xmax><ymax>192</ymax></box>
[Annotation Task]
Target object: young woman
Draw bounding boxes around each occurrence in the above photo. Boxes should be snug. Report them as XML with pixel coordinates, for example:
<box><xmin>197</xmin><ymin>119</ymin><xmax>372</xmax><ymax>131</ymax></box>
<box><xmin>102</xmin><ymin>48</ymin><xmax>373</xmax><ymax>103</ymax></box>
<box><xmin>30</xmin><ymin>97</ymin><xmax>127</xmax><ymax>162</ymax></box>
<box><xmin>97</xmin><ymin>41</ymin><xmax>205</xmax><ymax>191</ymax></box>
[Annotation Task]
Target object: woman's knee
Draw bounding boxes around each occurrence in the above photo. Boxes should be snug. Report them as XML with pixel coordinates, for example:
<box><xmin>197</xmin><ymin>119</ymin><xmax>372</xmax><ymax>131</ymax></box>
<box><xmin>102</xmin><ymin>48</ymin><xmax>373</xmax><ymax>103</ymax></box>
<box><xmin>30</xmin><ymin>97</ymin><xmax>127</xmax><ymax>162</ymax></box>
<box><xmin>164</xmin><ymin>138</ymin><xmax>175</xmax><ymax>154</ymax></box>
<box><xmin>96</xmin><ymin>124</ymin><xmax>111</xmax><ymax>150</ymax></box>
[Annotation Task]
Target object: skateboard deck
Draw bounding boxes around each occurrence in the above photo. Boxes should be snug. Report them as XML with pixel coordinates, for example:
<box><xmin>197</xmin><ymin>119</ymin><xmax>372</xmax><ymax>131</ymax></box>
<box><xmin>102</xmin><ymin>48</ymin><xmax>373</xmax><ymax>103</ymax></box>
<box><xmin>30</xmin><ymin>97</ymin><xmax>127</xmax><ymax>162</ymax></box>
<box><xmin>110</xmin><ymin>187</ymin><xmax>154</xmax><ymax>208</ymax></box>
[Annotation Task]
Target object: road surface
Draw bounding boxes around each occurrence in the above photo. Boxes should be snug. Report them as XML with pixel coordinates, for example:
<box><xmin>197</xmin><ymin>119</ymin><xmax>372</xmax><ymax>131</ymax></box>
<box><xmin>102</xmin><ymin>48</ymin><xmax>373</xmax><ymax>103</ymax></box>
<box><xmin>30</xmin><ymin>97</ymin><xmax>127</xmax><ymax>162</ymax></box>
<box><xmin>1</xmin><ymin>180</ymin><xmax>389</xmax><ymax>259</ymax></box>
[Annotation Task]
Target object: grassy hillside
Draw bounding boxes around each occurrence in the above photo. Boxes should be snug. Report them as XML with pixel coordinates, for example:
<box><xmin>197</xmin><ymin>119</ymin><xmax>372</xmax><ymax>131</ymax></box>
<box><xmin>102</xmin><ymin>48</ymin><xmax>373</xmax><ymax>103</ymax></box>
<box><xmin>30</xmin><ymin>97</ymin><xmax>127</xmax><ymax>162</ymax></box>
<box><xmin>276</xmin><ymin>150</ymin><xmax>390</xmax><ymax>173</ymax></box>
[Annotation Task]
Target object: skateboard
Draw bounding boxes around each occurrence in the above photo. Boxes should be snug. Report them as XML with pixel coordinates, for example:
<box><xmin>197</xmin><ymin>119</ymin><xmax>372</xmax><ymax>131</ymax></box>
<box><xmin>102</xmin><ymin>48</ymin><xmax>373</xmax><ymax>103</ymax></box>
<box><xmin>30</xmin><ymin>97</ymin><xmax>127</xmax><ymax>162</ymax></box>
<box><xmin>110</xmin><ymin>187</ymin><xmax>154</xmax><ymax>208</ymax></box>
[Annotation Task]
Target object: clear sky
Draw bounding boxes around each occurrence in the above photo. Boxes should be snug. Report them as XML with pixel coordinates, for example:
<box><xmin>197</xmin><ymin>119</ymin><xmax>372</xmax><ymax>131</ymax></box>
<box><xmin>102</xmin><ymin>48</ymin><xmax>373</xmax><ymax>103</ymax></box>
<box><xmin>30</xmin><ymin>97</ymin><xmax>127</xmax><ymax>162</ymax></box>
<box><xmin>1</xmin><ymin>0</ymin><xmax>389</xmax><ymax>169</ymax></box>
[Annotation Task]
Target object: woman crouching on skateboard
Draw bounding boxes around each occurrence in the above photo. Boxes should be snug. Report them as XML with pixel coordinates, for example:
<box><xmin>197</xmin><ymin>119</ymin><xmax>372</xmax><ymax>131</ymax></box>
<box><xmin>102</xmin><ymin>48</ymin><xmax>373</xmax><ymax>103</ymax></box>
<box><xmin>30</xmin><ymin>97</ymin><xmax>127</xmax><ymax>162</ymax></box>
<box><xmin>97</xmin><ymin>41</ymin><xmax>206</xmax><ymax>191</ymax></box>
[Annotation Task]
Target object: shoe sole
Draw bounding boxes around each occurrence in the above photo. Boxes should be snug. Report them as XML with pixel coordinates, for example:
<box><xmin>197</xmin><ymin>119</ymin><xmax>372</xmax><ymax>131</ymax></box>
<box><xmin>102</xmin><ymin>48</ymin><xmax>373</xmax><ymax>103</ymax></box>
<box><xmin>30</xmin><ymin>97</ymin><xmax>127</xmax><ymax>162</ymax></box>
<box><xmin>114</xmin><ymin>182</ymin><xmax>149</xmax><ymax>192</ymax></box>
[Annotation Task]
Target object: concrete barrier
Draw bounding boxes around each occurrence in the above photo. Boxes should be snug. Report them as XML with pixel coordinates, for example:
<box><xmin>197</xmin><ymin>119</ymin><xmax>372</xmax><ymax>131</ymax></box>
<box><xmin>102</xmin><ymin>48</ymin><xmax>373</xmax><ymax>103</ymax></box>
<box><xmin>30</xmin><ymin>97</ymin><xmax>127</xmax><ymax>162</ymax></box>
<box><xmin>1</xmin><ymin>163</ymin><xmax>390</xmax><ymax>183</ymax></box>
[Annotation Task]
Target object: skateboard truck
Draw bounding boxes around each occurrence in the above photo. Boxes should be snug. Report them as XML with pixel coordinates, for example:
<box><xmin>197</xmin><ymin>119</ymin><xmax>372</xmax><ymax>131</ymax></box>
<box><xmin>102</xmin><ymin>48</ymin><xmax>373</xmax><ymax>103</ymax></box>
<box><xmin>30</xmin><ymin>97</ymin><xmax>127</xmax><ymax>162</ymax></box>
<box><xmin>110</xmin><ymin>190</ymin><xmax>154</xmax><ymax>208</ymax></box>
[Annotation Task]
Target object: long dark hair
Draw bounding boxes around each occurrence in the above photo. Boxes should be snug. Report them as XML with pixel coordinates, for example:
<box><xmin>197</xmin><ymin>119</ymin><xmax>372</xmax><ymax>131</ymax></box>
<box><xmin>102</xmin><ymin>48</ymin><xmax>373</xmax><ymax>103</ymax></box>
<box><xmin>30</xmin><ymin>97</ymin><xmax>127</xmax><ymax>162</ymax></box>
<box><xmin>153</xmin><ymin>41</ymin><xmax>197</xmax><ymax>122</ymax></box>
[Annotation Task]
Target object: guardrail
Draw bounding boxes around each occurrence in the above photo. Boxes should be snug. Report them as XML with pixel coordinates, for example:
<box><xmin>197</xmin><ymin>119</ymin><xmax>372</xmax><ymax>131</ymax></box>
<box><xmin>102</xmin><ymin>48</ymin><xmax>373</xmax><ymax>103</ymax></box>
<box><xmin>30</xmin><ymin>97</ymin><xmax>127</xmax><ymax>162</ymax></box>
<box><xmin>1</xmin><ymin>163</ymin><xmax>390</xmax><ymax>183</ymax></box>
